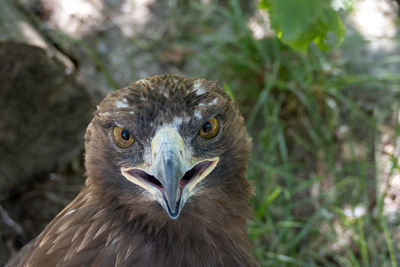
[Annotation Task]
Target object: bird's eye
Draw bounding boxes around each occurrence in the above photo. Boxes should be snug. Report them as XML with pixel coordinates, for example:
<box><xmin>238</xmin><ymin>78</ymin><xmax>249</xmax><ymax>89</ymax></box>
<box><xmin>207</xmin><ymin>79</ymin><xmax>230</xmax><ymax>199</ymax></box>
<box><xmin>113</xmin><ymin>126</ymin><xmax>134</xmax><ymax>148</ymax></box>
<box><xmin>199</xmin><ymin>117</ymin><xmax>219</xmax><ymax>139</ymax></box>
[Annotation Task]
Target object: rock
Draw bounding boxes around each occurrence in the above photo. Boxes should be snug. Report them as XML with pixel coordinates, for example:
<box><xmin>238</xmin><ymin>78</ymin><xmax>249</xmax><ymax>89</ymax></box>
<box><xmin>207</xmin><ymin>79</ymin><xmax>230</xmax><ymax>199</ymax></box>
<box><xmin>0</xmin><ymin>42</ymin><xmax>92</xmax><ymax>200</ymax></box>
<box><xmin>0</xmin><ymin>0</ymin><xmax>93</xmax><ymax>201</ymax></box>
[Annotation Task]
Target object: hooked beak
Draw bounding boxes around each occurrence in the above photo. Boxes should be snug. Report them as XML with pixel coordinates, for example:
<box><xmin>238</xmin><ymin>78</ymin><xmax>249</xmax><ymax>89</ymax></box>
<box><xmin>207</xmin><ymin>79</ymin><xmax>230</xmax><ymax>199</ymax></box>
<box><xmin>121</xmin><ymin>127</ymin><xmax>219</xmax><ymax>219</ymax></box>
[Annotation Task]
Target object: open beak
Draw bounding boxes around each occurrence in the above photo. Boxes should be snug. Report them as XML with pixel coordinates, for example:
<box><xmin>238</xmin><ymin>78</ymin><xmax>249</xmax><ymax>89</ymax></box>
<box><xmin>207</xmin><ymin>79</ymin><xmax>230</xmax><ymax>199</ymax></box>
<box><xmin>121</xmin><ymin>127</ymin><xmax>219</xmax><ymax>219</ymax></box>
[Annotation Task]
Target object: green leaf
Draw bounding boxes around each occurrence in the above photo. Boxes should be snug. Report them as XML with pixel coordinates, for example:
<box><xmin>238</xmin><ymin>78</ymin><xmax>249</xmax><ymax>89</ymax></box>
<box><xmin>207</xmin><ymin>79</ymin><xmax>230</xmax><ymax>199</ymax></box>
<box><xmin>223</xmin><ymin>82</ymin><xmax>236</xmax><ymax>101</ymax></box>
<box><xmin>259</xmin><ymin>0</ymin><xmax>272</xmax><ymax>10</ymax></box>
<box><xmin>259</xmin><ymin>0</ymin><xmax>345</xmax><ymax>52</ymax></box>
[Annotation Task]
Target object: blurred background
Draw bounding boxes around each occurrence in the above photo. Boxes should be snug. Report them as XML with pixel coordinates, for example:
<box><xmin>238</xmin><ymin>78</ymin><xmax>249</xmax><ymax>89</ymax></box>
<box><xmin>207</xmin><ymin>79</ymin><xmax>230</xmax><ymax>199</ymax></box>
<box><xmin>0</xmin><ymin>0</ymin><xmax>399</xmax><ymax>265</ymax></box>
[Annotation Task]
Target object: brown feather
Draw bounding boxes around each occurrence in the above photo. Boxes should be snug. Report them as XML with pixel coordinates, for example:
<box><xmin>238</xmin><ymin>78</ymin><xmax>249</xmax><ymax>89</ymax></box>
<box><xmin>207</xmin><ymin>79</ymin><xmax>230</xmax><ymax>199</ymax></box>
<box><xmin>7</xmin><ymin>74</ymin><xmax>259</xmax><ymax>267</ymax></box>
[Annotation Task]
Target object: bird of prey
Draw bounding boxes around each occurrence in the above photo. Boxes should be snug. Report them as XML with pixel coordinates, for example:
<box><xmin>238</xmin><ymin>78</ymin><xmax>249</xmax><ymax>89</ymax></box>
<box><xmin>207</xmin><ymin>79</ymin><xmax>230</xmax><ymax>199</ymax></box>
<box><xmin>8</xmin><ymin>74</ymin><xmax>259</xmax><ymax>267</ymax></box>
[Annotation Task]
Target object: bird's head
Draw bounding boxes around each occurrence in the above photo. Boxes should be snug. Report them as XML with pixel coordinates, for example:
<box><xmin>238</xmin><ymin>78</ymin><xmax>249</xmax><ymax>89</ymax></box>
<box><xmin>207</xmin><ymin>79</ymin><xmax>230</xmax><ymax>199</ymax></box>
<box><xmin>84</xmin><ymin>74</ymin><xmax>251</xmax><ymax>221</ymax></box>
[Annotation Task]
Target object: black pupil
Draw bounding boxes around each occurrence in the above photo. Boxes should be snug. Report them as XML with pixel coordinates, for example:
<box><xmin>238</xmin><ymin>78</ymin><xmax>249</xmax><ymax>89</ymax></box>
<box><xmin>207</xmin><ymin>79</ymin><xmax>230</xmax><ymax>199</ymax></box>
<box><xmin>202</xmin><ymin>121</ymin><xmax>212</xmax><ymax>133</ymax></box>
<box><xmin>121</xmin><ymin>129</ymin><xmax>130</xmax><ymax>140</ymax></box>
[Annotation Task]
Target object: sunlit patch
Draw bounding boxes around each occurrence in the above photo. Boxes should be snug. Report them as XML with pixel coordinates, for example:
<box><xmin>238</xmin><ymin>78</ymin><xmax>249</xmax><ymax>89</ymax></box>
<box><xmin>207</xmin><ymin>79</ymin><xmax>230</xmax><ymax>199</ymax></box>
<box><xmin>137</xmin><ymin>78</ymin><xmax>150</xmax><ymax>85</ymax></box>
<box><xmin>247</xmin><ymin>9</ymin><xmax>274</xmax><ymax>40</ymax></box>
<box><xmin>17</xmin><ymin>21</ymin><xmax>48</xmax><ymax>49</ymax></box>
<box><xmin>378</xmin><ymin>126</ymin><xmax>400</xmax><ymax>222</ymax></box>
<box><xmin>172</xmin><ymin>116</ymin><xmax>190</xmax><ymax>127</ymax></box>
<box><xmin>194</xmin><ymin>110</ymin><xmax>202</xmax><ymax>120</ymax></box>
<box><xmin>115</xmin><ymin>101</ymin><xmax>129</xmax><ymax>108</ymax></box>
<box><xmin>45</xmin><ymin>0</ymin><xmax>104</xmax><ymax>36</ymax></box>
<box><xmin>45</xmin><ymin>0</ymin><xmax>156</xmax><ymax>37</ymax></box>
<box><xmin>193</xmin><ymin>80</ymin><xmax>201</xmax><ymax>90</ymax></box>
<box><xmin>343</xmin><ymin>205</ymin><xmax>366</xmax><ymax>219</ymax></box>
<box><xmin>196</xmin><ymin>88</ymin><xmax>205</xmax><ymax>96</ymax></box>
<box><xmin>193</xmin><ymin>79</ymin><xmax>206</xmax><ymax>95</ymax></box>
<box><xmin>98</xmin><ymin>112</ymin><xmax>111</xmax><ymax>117</ymax></box>
<box><xmin>210</xmin><ymin>98</ymin><xmax>218</xmax><ymax>105</ymax></box>
<box><xmin>199</xmin><ymin>98</ymin><xmax>219</xmax><ymax>107</ymax></box>
<box><xmin>173</xmin><ymin>117</ymin><xmax>183</xmax><ymax>127</ymax></box>
<box><xmin>65</xmin><ymin>209</ymin><xmax>76</xmax><ymax>215</ymax></box>
<box><xmin>119</xmin><ymin>0</ymin><xmax>156</xmax><ymax>36</ymax></box>
<box><xmin>351</xmin><ymin>0</ymin><xmax>397</xmax><ymax>50</ymax></box>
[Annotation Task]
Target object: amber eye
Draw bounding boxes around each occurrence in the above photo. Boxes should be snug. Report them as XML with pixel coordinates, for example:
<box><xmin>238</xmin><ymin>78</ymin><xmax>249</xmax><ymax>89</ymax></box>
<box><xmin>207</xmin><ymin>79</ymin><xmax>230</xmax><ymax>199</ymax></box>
<box><xmin>113</xmin><ymin>126</ymin><xmax>134</xmax><ymax>148</ymax></box>
<box><xmin>199</xmin><ymin>117</ymin><xmax>219</xmax><ymax>139</ymax></box>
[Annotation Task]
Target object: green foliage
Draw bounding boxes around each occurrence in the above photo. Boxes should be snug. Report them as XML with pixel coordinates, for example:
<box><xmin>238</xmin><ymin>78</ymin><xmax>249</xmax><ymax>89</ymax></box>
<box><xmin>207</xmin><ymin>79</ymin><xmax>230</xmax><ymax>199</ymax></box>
<box><xmin>166</xmin><ymin>0</ymin><xmax>400</xmax><ymax>265</ymax></box>
<box><xmin>259</xmin><ymin>0</ymin><xmax>345</xmax><ymax>52</ymax></box>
